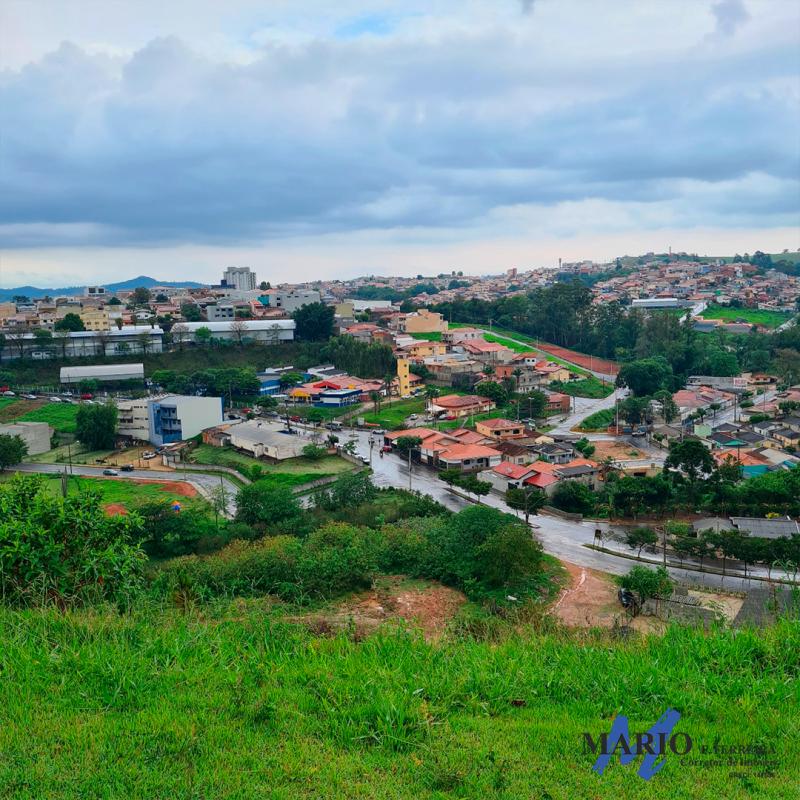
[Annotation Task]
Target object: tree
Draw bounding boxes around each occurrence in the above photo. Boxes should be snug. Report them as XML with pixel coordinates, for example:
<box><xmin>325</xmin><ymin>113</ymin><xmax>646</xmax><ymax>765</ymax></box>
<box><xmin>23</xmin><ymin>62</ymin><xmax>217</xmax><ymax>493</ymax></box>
<box><xmin>302</xmin><ymin>443</ymin><xmax>327</xmax><ymax>460</ymax></box>
<box><xmin>132</xmin><ymin>286</ymin><xmax>152</xmax><ymax>306</ymax></box>
<box><xmin>108</xmin><ymin>296</ymin><xmax>122</xmax><ymax>305</ymax></box>
<box><xmin>0</xmin><ymin>434</ymin><xmax>27</xmax><ymax>470</ymax></box>
<box><xmin>522</xmin><ymin>390</ymin><xmax>547</xmax><ymax>419</ymax></box>
<box><xmin>625</xmin><ymin>526</ymin><xmax>658</xmax><ymax>557</ymax></box>
<box><xmin>259</xmin><ymin>281</ymin><xmax>269</xmax><ymax>291</ymax></box>
<box><xmin>172</xmin><ymin>323</ymin><xmax>190</xmax><ymax>351</ymax></box>
<box><xmin>0</xmin><ymin>474</ymin><xmax>146</xmax><ymax>606</ymax></box>
<box><xmin>54</xmin><ymin>313</ymin><xmax>85</xmax><ymax>332</ymax></box>
<box><xmin>551</xmin><ymin>481</ymin><xmax>595</xmax><ymax>515</ymax></box>
<box><xmin>230</xmin><ymin>319</ymin><xmax>249</xmax><ymax>348</ymax></box>
<box><xmin>505</xmin><ymin>485</ymin><xmax>545</xmax><ymax>523</ymax></box>
<box><xmin>456</xmin><ymin>475</ymin><xmax>492</xmax><ymax>501</ymax></box>
<box><xmin>75</xmin><ymin>402</ymin><xmax>118</xmax><ymax>450</ymax></box>
<box><xmin>155</xmin><ymin>293</ymin><xmax>169</xmax><ymax>303</ymax></box>
<box><xmin>474</xmin><ymin>380</ymin><xmax>509</xmax><ymax>407</ymax></box>
<box><xmin>654</xmin><ymin>390</ymin><xmax>679</xmax><ymax>424</ymax></box>
<box><xmin>618</xmin><ymin>396</ymin><xmax>652</xmax><ymax>426</ymax></box>
<box><xmin>439</xmin><ymin>468</ymin><xmax>462</xmax><ymax>488</ymax></box>
<box><xmin>615</xmin><ymin>357</ymin><xmax>673</xmax><ymax>396</ymax></box>
<box><xmin>195</xmin><ymin>326</ymin><xmax>213</xmax><ymax>346</ymax></box>
<box><xmin>77</xmin><ymin>378</ymin><xmax>99</xmax><ymax>394</ymax></box>
<box><xmin>369</xmin><ymin>390</ymin><xmax>382</xmax><ymax>414</ymax></box>
<box><xmin>136</xmin><ymin>331</ymin><xmax>152</xmax><ymax>355</ymax></box>
<box><xmin>292</xmin><ymin>302</ymin><xmax>334</xmax><ymax>341</ymax></box>
<box><xmin>664</xmin><ymin>438</ymin><xmax>715</xmax><ymax>501</ymax></box>
<box><xmin>616</xmin><ymin>566</ymin><xmax>673</xmax><ymax>614</ymax></box>
<box><xmin>181</xmin><ymin>303</ymin><xmax>203</xmax><ymax>322</ymax></box>
<box><xmin>235</xmin><ymin>483</ymin><xmax>301</xmax><ymax>529</ymax></box>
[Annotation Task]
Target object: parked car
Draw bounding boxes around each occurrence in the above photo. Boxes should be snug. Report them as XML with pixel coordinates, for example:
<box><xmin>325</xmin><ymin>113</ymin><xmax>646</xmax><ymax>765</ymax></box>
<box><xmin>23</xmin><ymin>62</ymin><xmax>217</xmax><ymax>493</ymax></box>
<box><xmin>2</xmin><ymin>391</ymin><xmax>15</xmax><ymax>397</ymax></box>
<box><xmin>80</xmin><ymin>393</ymin><xmax>94</xmax><ymax>400</ymax></box>
<box><xmin>408</xmin><ymin>413</ymin><xmax>419</xmax><ymax>420</ymax></box>
<box><xmin>49</xmin><ymin>396</ymin><xmax>62</xmax><ymax>403</ymax></box>
<box><xmin>371</xmin><ymin>428</ymin><xmax>386</xmax><ymax>437</ymax></box>
<box><xmin>22</xmin><ymin>394</ymin><xmax>37</xmax><ymax>400</ymax></box>
<box><xmin>102</xmin><ymin>469</ymin><xmax>118</xmax><ymax>476</ymax></box>
<box><xmin>120</xmin><ymin>464</ymin><xmax>134</xmax><ymax>472</ymax></box>
<box><xmin>142</xmin><ymin>452</ymin><xmax>157</xmax><ymax>459</ymax></box>
<box><xmin>289</xmin><ymin>415</ymin><xmax>301</xmax><ymax>422</ymax></box>
<box><xmin>381</xmin><ymin>445</ymin><xmax>392</xmax><ymax>453</ymax></box>
<box><xmin>360</xmin><ymin>456</ymin><xmax>370</xmax><ymax>465</ymax></box>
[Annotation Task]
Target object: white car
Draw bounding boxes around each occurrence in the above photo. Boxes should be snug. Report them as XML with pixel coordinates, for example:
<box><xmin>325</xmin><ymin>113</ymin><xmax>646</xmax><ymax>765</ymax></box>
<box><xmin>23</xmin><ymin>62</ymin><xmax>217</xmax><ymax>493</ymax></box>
<box><xmin>49</xmin><ymin>396</ymin><xmax>62</xmax><ymax>403</ymax></box>
<box><xmin>142</xmin><ymin>452</ymin><xmax>157</xmax><ymax>459</ymax></box>
<box><xmin>2</xmin><ymin>391</ymin><xmax>15</xmax><ymax>397</ymax></box>
<box><xmin>22</xmin><ymin>394</ymin><xmax>37</xmax><ymax>400</ymax></box>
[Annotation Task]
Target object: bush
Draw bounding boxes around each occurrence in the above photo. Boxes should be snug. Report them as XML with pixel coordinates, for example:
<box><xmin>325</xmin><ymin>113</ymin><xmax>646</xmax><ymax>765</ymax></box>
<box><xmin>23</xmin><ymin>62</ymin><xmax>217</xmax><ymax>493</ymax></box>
<box><xmin>551</xmin><ymin>481</ymin><xmax>595</xmax><ymax>515</ymax></box>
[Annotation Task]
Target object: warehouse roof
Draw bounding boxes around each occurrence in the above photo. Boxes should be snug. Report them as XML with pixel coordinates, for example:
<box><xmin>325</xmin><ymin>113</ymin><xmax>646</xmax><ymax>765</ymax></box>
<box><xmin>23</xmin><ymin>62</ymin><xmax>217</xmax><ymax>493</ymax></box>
<box><xmin>60</xmin><ymin>363</ymin><xmax>145</xmax><ymax>382</ymax></box>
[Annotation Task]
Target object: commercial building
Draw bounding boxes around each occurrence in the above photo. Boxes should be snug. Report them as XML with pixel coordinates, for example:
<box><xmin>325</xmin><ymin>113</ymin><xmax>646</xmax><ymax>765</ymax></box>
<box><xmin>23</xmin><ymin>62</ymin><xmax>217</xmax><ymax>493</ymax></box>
<box><xmin>205</xmin><ymin>303</ymin><xmax>236</xmax><ymax>321</ymax></box>
<box><xmin>222</xmin><ymin>267</ymin><xmax>257</xmax><ymax>291</ymax></box>
<box><xmin>178</xmin><ymin>319</ymin><xmax>295</xmax><ymax>344</ymax></box>
<box><xmin>60</xmin><ymin>363</ymin><xmax>145</xmax><ymax>385</ymax></box>
<box><xmin>631</xmin><ymin>298</ymin><xmax>685</xmax><ymax>309</ymax></box>
<box><xmin>116</xmin><ymin>398</ymin><xmax>152</xmax><ymax>441</ymax></box>
<box><xmin>262</xmin><ymin>290</ymin><xmax>320</xmax><ymax>313</ymax></box>
<box><xmin>148</xmin><ymin>395</ymin><xmax>224</xmax><ymax>446</ymax></box>
<box><xmin>3</xmin><ymin>327</ymin><xmax>163</xmax><ymax>361</ymax></box>
<box><xmin>0</xmin><ymin>422</ymin><xmax>52</xmax><ymax>455</ymax></box>
<box><xmin>227</xmin><ymin>420</ymin><xmax>309</xmax><ymax>461</ymax></box>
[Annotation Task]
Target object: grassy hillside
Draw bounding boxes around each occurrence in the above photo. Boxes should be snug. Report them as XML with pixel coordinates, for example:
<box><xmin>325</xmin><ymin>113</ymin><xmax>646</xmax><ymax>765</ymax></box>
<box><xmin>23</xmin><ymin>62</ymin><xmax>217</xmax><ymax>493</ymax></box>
<box><xmin>699</xmin><ymin>304</ymin><xmax>792</xmax><ymax>329</ymax></box>
<box><xmin>0</xmin><ymin>605</ymin><xmax>796</xmax><ymax>799</ymax></box>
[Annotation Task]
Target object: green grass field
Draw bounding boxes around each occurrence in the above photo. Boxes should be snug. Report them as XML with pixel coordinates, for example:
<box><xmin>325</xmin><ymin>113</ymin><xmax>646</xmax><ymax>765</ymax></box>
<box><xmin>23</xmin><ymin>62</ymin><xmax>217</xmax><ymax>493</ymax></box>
<box><xmin>0</xmin><ymin>603</ymin><xmax>796</xmax><ymax>799</ymax></box>
<box><xmin>29</xmin><ymin>474</ymin><xmax>208</xmax><ymax>510</ymax></box>
<box><xmin>549</xmin><ymin>377</ymin><xmax>614</xmax><ymax>399</ymax></box>
<box><xmin>190</xmin><ymin>444</ymin><xmax>353</xmax><ymax>485</ymax></box>
<box><xmin>699</xmin><ymin>305</ymin><xmax>792</xmax><ymax>329</ymax></box>
<box><xmin>9</xmin><ymin>402</ymin><xmax>79</xmax><ymax>433</ymax></box>
<box><xmin>578</xmin><ymin>408</ymin><xmax>616</xmax><ymax>431</ymax></box>
<box><xmin>360</xmin><ymin>397</ymin><xmax>427</xmax><ymax>429</ymax></box>
<box><xmin>408</xmin><ymin>331</ymin><xmax>443</xmax><ymax>341</ymax></box>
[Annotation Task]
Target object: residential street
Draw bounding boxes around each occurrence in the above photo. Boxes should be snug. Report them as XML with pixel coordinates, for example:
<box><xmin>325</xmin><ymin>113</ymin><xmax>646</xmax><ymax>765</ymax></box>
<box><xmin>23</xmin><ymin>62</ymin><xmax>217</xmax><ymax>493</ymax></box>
<box><xmin>349</xmin><ymin>428</ymin><xmax>778</xmax><ymax>592</ymax></box>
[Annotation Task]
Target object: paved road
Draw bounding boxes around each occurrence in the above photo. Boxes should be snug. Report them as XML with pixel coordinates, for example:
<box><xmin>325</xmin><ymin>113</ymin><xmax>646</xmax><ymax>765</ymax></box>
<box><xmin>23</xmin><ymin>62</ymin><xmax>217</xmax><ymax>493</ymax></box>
<box><xmin>13</xmin><ymin>463</ymin><xmax>241</xmax><ymax>517</ymax></box>
<box><xmin>548</xmin><ymin>388</ymin><xmax>626</xmax><ymax>436</ymax></box>
<box><xmin>350</xmin><ymin>428</ymin><xmax>774</xmax><ymax>591</ymax></box>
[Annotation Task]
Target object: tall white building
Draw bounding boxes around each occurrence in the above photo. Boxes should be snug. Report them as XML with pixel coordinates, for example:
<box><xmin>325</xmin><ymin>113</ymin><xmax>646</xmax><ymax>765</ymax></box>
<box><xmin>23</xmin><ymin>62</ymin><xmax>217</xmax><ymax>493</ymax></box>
<box><xmin>223</xmin><ymin>267</ymin><xmax>257</xmax><ymax>291</ymax></box>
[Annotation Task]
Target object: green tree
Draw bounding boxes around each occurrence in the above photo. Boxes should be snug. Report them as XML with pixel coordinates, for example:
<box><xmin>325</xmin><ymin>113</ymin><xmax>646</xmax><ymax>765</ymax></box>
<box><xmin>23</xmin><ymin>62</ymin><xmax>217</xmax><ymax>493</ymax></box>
<box><xmin>551</xmin><ymin>481</ymin><xmax>595</xmax><ymax>515</ymax></box>
<box><xmin>292</xmin><ymin>302</ymin><xmax>334</xmax><ymax>341</ymax></box>
<box><xmin>181</xmin><ymin>303</ymin><xmax>202</xmax><ymax>322</ymax></box>
<box><xmin>0</xmin><ymin>434</ymin><xmax>28</xmax><ymax>470</ymax></box>
<box><xmin>235</xmin><ymin>483</ymin><xmax>302</xmax><ymax>529</ymax></box>
<box><xmin>615</xmin><ymin>357</ymin><xmax>673</xmax><ymax>396</ymax></box>
<box><xmin>625</xmin><ymin>526</ymin><xmax>658</xmax><ymax>557</ymax></box>
<box><xmin>505</xmin><ymin>485</ymin><xmax>546</xmax><ymax>523</ymax></box>
<box><xmin>474</xmin><ymin>380</ymin><xmax>509</xmax><ymax>407</ymax></box>
<box><xmin>616</xmin><ymin>566</ymin><xmax>673</xmax><ymax>614</ymax></box>
<box><xmin>54</xmin><ymin>313</ymin><xmax>85</xmax><ymax>332</ymax></box>
<box><xmin>654</xmin><ymin>390</ymin><xmax>679</xmax><ymax>424</ymax></box>
<box><xmin>75</xmin><ymin>402</ymin><xmax>118</xmax><ymax>450</ymax></box>
<box><xmin>132</xmin><ymin>286</ymin><xmax>152</xmax><ymax>306</ymax></box>
<box><xmin>664</xmin><ymin>438</ymin><xmax>715</xmax><ymax>503</ymax></box>
<box><xmin>302</xmin><ymin>443</ymin><xmax>327</xmax><ymax>460</ymax></box>
<box><xmin>522</xmin><ymin>390</ymin><xmax>547</xmax><ymax>419</ymax></box>
<box><xmin>0</xmin><ymin>474</ymin><xmax>146</xmax><ymax>606</ymax></box>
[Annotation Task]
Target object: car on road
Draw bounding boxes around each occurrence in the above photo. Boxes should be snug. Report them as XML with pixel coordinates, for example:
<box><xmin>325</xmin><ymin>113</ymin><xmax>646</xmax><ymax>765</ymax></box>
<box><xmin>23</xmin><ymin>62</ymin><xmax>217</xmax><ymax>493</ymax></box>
<box><xmin>289</xmin><ymin>415</ymin><xmax>301</xmax><ymax>422</ymax></box>
<box><xmin>142</xmin><ymin>451</ymin><xmax>157</xmax><ymax>459</ymax></box>
<box><xmin>102</xmin><ymin>469</ymin><xmax>119</xmax><ymax>476</ymax></box>
<box><xmin>370</xmin><ymin>428</ymin><xmax>386</xmax><ymax>437</ymax></box>
<box><xmin>360</xmin><ymin>456</ymin><xmax>370</xmax><ymax>465</ymax></box>
<box><xmin>49</xmin><ymin>396</ymin><xmax>62</xmax><ymax>402</ymax></box>
<box><xmin>80</xmin><ymin>393</ymin><xmax>94</xmax><ymax>400</ymax></box>
<box><xmin>408</xmin><ymin>413</ymin><xmax>419</xmax><ymax>420</ymax></box>
<box><xmin>2</xmin><ymin>391</ymin><xmax>15</xmax><ymax>397</ymax></box>
<box><xmin>381</xmin><ymin>445</ymin><xmax>392</xmax><ymax>453</ymax></box>
<box><xmin>279</xmin><ymin>428</ymin><xmax>297</xmax><ymax>435</ymax></box>
<box><xmin>120</xmin><ymin>464</ymin><xmax>134</xmax><ymax>472</ymax></box>
<box><xmin>22</xmin><ymin>394</ymin><xmax>37</xmax><ymax>400</ymax></box>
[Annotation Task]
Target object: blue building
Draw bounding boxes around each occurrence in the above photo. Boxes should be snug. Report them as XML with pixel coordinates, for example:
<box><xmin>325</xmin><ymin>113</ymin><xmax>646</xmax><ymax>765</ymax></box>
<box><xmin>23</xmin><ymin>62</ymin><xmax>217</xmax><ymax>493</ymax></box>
<box><xmin>148</xmin><ymin>395</ymin><xmax>224</xmax><ymax>446</ymax></box>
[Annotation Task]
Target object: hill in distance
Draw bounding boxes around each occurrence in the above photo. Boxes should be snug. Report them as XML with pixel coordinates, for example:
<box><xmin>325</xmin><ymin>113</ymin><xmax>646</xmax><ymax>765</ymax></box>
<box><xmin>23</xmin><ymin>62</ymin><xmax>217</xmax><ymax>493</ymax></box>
<box><xmin>0</xmin><ymin>275</ymin><xmax>204</xmax><ymax>301</ymax></box>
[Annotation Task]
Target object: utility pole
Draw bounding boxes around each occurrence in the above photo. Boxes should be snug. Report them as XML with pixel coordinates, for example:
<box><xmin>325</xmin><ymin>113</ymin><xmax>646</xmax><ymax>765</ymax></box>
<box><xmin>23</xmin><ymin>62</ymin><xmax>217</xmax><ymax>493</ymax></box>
<box><xmin>408</xmin><ymin>447</ymin><xmax>413</xmax><ymax>491</ymax></box>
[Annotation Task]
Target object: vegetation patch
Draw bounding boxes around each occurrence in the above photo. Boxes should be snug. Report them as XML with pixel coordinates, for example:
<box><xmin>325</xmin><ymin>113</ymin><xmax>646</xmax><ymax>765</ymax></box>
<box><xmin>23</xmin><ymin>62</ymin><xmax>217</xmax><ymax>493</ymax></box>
<box><xmin>577</xmin><ymin>408</ymin><xmax>616</xmax><ymax>431</ymax></box>
<box><xmin>14</xmin><ymin>402</ymin><xmax>79</xmax><ymax>433</ymax></box>
<box><xmin>360</xmin><ymin>397</ymin><xmax>427</xmax><ymax>429</ymax></box>
<box><xmin>699</xmin><ymin>304</ymin><xmax>792</xmax><ymax>328</ymax></box>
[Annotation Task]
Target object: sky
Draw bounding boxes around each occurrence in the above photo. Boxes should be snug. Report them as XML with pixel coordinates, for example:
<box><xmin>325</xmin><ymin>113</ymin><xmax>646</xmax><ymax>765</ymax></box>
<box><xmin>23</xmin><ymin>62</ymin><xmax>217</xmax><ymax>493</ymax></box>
<box><xmin>1</xmin><ymin>0</ymin><xmax>799</xmax><ymax>288</ymax></box>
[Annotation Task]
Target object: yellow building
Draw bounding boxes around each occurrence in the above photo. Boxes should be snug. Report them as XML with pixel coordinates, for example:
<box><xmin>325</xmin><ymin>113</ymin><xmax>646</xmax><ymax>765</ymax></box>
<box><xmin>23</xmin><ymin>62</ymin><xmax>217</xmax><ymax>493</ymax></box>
<box><xmin>396</xmin><ymin>357</ymin><xmax>412</xmax><ymax>398</ymax></box>
<box><xmin>401</xmin><ymin>308</ymin><xmax>448</xmax><ymax>334</ymax></box>
<box><xmin>0</xmin><ymin>302</ymin><xmax>17</xmax><ymax>323</ymax></box>
<box><xmin>79</xmin><ymin>308</ymin><xmax>110</xmax><ymax>331</ymax></box>
<box><xmin>401</xmin><ymin>340</ymin><xmax>447</xmax><ymax>359</ymax></box>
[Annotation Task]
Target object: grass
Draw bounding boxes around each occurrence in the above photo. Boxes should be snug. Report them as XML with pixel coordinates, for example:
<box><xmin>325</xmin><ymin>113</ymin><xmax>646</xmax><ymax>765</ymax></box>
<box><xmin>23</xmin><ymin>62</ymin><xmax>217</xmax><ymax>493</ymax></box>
<box><xmin>13</xmin><ymin>402</ymin><xmax>79</xmax><ymax>433</ymax></box>
<box><xmin>550</xmin><ymin>377</ymin><xmax>614</xmax><ymax>399</ymax></box>
<box><xmin>408</xmin><ymin>331</ymin><xmax>443</xmax><ymax>341</ymax></box>
<box><xmin>360</xmin><ymin>397</ymin><xmax>427</xmax><ymax>430</ymax></box>
<box><xmin>0</xmin><ymin>603</ymin><xmax>796</xmax><ymax>798</ymax></box>
<box><xmin>699</xmin><ymin>304</ymin><xmax>792</xmax><ymax>329</ymax></box>
<box><xmin>578</xmin><ymin>408</ymin><xmax>616</xmax><ymax>431</ymax></box>
<box><xmin>31</xmin><ymin>474</ymin><xmax>209</xmax><ymax>511</ymax></box>
<box><xmin>190</xmin><ymin>444</ymin><xmax>354</xmax><ymax>485</ymax></box>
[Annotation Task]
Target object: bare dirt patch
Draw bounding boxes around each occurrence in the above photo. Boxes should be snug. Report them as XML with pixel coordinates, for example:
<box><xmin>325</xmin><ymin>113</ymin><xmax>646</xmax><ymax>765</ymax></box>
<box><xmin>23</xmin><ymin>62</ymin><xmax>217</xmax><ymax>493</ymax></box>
<box><xmin>154</xmin><ymin>480</ymin><xmax>198</xmax><ymax>498</ymax></box>
<box><xmin>591</xmin><ymin>440</ymin><xmax>647</xmax><ymax>461</ymax></box>
<box><xmin>0</xmin><ymin>398</ymin><xmax>45</xmax><ymax>422</ymax></box>
<box><xmin>300</xmin><ymin>576</ymin><xmax>467</xmax><ymax>640</ymax></box>
<box><xmin>103</xmin><ymin>503</ymin><xmax>128</xmax><ymax>516</ymax></box>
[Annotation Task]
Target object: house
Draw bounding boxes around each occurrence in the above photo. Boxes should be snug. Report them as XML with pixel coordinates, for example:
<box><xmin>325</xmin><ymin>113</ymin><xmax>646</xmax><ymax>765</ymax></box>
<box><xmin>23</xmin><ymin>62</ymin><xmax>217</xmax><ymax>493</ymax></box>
<box><xmin>228</xmin><ymin>421</ymin><xmax>310</xmax><ymax>460</ymax></box>
<box><xmin>544</xmin><ymin>391</ymin><xmax>571</xmax><ymax>414</ymax></box>
<box><xmin>712</xmin><ymin>449</ymin><xmax>770</xmax><ymax>478</ymax></box>
<box><xmin>398</xmin><ymin>340</ymin><xmax>448</xmax><ymax>359</ymax></box>
<box><xmin>771</xmin><ymin>428</ymin><xmax>800</xmax><ymax>449</ymax></box>
<box><xmin>494</xmin><ymin>363</ymin><xmax>544</xmax><ymax>392</ymax></box>
<box><xmin>462</xmin><ymin>339</ymin><xmax>514</xmax><ymax>364</ymax></box>
<box><xmin>493</xmin><ymin>440</ymin><xmax>536</xmax><ymax>465</ymax></box>
<box><xmin>399</xmin><ymin>309</ymin><xmax>448</xmax><ymax>334</ymax></box>
<box><xmin>422</xmin><ymin>354</ymin><xmax>483</xmax><ymax>386</ymax></box>
<box><xmin>480</xmin><ymin>461</ymin><xmax>540</xmax><ymax>493</ymax></box>
<box><xmin>553</xmin><ymin>458</ymin><xmax>601</xmax><ymax>490</ymax></box>
<box><xmin>442</xmin><ymin>327</ymin><xmax>482</xmax><ymax>346</ymax></box>
<box><xmin>437</xmin><ymin>443</ymin><xmax>502</xmax><ymax>472</ymax></box>
<box><xmin>475</xmin><ymin>417</ymin><xmax>526</xmax><ymax>440</ymax></box>
<box><xmin>529</xmin><ymin>441</ymin><xmax>575</xmax><ymax>464</ymax></box>
<box><xmin>535</xmin><ymin>362</ymin><xmax>572</xmax><ymax>383</ymax></box>
<box><xmin>0</xmin><ymin>421</ymin><xmax>52</xmax><ymax>455</ymax></box>
<box><xmin>383</xmin><ymin>427</ymin><xmax>501</xmax><ymax>471</ymax></box>
<box><xmin>428</xmin><ymin>394</ymin><xmax>496</xmax><ymax>419</ymax></box>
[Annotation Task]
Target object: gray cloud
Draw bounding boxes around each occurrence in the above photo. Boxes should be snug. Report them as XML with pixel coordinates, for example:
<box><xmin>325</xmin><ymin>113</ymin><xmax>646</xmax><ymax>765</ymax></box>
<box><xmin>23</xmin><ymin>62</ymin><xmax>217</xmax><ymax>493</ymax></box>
<box><xmin>711</xmin><ymin>0</ymin><xmax>750</xmax><ymax>38</ymax></box>
<box><xmin>0</xmin><ymin>12</ymin><xmax>798</xmax><ymax>251</ymax></box>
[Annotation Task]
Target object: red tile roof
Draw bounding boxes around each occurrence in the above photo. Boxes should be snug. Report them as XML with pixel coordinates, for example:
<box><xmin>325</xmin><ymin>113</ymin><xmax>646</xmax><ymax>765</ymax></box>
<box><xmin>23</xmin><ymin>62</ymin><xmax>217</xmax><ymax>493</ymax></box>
<box><xmin>492</xmin><ymin>461</ymin><xmax>536</xmax><ymax>480</ymax></box>
<box><xmin>477</xmin><ymin>417</ymin><xmax>522</xmax><ymax>430</ymax></box>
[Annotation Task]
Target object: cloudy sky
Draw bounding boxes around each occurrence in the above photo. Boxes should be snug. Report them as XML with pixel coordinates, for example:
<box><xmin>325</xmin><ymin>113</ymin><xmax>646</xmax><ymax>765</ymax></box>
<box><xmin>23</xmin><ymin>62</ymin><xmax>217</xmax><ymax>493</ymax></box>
<box><xmin>1</xmin><ymin>0</ymin><xmax>798</xmax><ymax>288</ymax></box>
